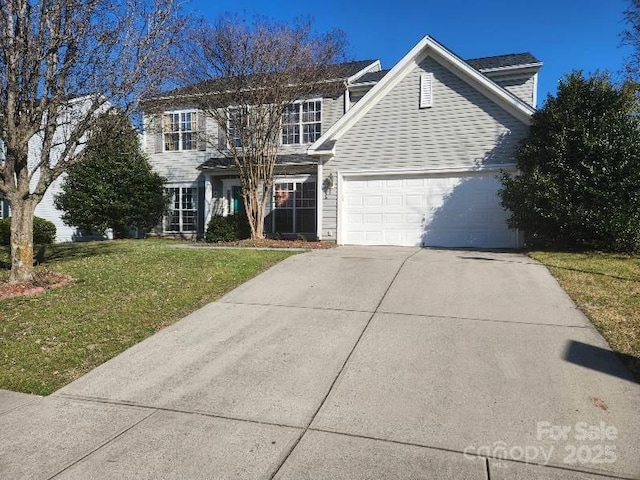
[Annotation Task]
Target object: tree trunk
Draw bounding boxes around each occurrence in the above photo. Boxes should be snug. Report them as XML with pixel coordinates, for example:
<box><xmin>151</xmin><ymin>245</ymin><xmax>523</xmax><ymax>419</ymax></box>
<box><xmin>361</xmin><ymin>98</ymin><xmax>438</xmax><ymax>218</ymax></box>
<box><xmin>9</xmin><ymin>199</ymin><xmax>36</xmax><ymax>284</ymax></box>
<box><xmin>245</xmin><ymin>188</ymin><xmax>265</xmax><ymax>240</ymax></box>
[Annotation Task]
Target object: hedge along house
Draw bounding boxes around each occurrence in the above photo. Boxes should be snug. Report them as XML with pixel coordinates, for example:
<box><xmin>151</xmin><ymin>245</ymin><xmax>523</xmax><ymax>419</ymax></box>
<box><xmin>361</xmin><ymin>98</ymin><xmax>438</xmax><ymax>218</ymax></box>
<box><xmin>143</xmin><ymin>36</ymin><xmax>541</xmax><ymax>248</ymax></box>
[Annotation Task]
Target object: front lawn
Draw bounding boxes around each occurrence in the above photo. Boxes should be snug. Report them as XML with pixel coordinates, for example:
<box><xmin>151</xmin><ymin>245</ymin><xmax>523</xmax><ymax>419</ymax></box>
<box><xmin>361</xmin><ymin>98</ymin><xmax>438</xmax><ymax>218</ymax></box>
<box><xmin>0</xmin><ymin>240</ymin><xmax>297</xmax><ymax>395</ymax></box>
<box><xmin>530</xmin><ymin>251</ymin><xmax>640</xmax><ymax>381</ymax></box>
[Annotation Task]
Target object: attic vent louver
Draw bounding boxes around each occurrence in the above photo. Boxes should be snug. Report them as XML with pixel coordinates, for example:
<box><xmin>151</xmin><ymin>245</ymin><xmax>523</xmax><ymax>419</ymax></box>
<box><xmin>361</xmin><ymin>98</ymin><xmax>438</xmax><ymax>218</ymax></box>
<box><xmin>420</xmin><ymin>72</ymin><xmax>433</xmax><ymax>108</ymax></box>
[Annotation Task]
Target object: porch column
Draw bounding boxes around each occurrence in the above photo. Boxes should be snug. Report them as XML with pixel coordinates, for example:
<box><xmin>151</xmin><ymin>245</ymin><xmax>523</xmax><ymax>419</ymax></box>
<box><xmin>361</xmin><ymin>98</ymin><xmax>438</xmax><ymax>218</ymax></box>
<box><xmin>204</xmin><ymin>175</ymin><xmax>214</xmax><ymax>228</ymax></box>
<box><xmin>316</xmin><ymin>161</ymin><xmax>323</xmax><ymax>241</ymax></box>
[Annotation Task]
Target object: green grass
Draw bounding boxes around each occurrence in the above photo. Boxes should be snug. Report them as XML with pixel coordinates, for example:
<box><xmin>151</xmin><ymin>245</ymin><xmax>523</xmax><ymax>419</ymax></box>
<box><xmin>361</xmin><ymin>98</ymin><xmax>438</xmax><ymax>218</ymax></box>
<box><xmin>0</xmin><ymin>240</ymin><xmax>297</xmax><ymax>395</ymax></box>
<box><xmin>530</xmin><ymin>251</ymin><xmax>640</xmax><ymax>381</ymax></box>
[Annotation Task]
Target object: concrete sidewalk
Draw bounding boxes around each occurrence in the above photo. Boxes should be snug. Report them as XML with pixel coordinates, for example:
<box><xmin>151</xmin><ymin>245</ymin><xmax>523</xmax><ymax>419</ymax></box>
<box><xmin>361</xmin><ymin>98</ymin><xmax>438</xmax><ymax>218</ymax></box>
<box><xmin>1</xmin><ymin>247</ymin><xmax>639</xmax><ymax>479</ymax></box>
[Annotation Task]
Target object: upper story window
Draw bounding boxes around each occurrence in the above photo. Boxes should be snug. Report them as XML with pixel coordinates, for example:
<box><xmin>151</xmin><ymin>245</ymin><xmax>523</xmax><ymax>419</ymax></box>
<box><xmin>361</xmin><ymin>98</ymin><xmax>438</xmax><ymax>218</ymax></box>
<box><xmin>227</xmin><ymin>107</ymin><xmax>245</xmax><ymax>148</ymax></box>
<box><xmin>164</xmin><ymin>111</ymin><xmax>197</xmax><ymax>151</ymax></box>
<box><xmin>281</xmin><ymin>100</ymin><xmax>322</xmax><ymax>145</ymax></box>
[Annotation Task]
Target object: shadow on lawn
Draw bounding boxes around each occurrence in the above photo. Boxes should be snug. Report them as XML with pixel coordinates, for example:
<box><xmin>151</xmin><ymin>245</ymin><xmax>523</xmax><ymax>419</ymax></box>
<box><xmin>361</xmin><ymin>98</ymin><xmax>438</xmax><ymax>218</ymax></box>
<box><xmin>564</xmin><ymin>340</ymin><xmax>640</xmax><ymax>384</ymax></box>
<box><xmin>0</xmin><ymin>241</ymin><xmax>119</xmax><ymax>270</ymax></box>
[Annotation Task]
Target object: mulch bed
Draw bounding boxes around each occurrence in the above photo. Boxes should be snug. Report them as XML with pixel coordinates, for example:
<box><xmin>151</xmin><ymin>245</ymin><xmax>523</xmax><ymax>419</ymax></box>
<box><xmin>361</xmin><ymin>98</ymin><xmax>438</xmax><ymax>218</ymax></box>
<box><xmin>0</xmin><ymin>271</ymin><xmax>73</xmax><ymax>301</ymax></box>
<box><xmin>203</xmin><ymin>239</ymin><xmax>337</xmax><ymax>249</ymax></box>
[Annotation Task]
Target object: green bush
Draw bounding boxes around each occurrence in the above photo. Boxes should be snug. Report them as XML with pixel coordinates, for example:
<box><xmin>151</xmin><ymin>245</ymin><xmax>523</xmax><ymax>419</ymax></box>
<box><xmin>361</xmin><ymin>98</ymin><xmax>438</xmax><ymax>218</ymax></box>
<box><xmin>205</xmin><ymin>214</ymin><xmax>250</xmax><ymax>243</ymax></box>
<box><xmin>0</xmin><ymin>216</ymin><xmax>57</xmax><ymax>245</ymax></box>
<box><xmin>34</xmin><ymin>217</ymin><xmax>57</xmax><ymax>244</ymax></box>
<box><xmin>499</xmin><ymin>72</ymin><xmax>640</xmax><ymax>252</ymax></box>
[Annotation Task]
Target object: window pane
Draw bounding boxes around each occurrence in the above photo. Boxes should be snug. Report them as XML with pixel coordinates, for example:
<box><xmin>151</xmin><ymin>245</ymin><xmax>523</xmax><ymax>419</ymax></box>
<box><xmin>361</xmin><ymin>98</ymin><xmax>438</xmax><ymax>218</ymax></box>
<box><xmin>281</xmin><ymin>125</ymin><xmax>299</xmax><ymax>145</ymax></box>
<box><xmin>165</xmin><ymin>187</ymin><xmax>197</xmax><ymax>232</ymax></box>
<box><xmin>274</xmin><ymin>183</ymin><xmax>293</xmax><ymax>208</ymax></box>
<box><xmin>295</xmin><ymin>209</ymin><xmax>316</xmax><ymax>233</ymax></box>
<box><xmin>182</xmin><ymin>210</ymin><xmax>197</xmax><ymax>232</ymax></box>
<box><xmin>164</xmin><ymin>112</ymin><xmax>198</xmax><ymax>151</ymax></box>
<box><xmin>274</xmin><ymin>209</ymin><xmax>294</xmax><ymax>233</ymax></box>
<box><xmin>296</xmin><ymin>182</ymin><xmax>316</xmax><ymax>208</ymax></box>
<box><xmin>302</xmin><ymin>123</ymin><xmax>321</xmax><ymax>143</ymax></box>
<box><xmin>282</xmin><ymin>104</ymin><xmax>300</xmax><ymax>124</ymax></box>
<box><xmin>168</xmin><ymin>211</ymin><xmax>180</xmax><ymax>231</ymax></box>
<box><xmin>182</xmin><ymin>132</ymin><xmax>193</xmax><ymax>150</ymax></box>
<box><xmin>301</xmin><ymin>101</ymin><xmax>320</xmax><ymax>123</ymax></box>
<box><xmin>229</xmin><ymin>109</ymin><xmax>244</xmax><ymax>147</ymax></box>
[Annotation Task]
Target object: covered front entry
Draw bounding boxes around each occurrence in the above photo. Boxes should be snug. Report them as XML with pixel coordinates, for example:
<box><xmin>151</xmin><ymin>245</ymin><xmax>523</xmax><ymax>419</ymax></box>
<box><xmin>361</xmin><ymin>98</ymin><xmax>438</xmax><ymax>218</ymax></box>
<box><xmin>340</xmin><ymin>171</ymin><xmax>520</xmax><ymax>248</ymax></box>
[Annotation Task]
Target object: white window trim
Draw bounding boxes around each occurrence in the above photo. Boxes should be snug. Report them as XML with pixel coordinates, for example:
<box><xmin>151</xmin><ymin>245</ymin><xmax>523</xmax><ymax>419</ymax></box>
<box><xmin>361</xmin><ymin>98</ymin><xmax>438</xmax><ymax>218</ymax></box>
<box><xmin>163</xmin><ymin>109</ymin><xmax>198</xmax><ymax>152</ymax></box>
<box><xmin>165</xmin><ymin>186</ymin><xmax>198</xmax><ymax>233</ymax></box>
<box><xmin>281</xmin><ymin>98</ymin><xmax>323</xmax><ymax>147</ymax></box>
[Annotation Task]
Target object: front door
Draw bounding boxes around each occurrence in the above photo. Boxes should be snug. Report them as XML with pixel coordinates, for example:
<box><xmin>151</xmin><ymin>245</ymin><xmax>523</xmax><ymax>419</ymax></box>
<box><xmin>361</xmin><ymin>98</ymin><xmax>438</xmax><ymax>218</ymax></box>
<box><xmin>231</xmin><ymin>185</ymin><xmax>245</xmax><ymax>216</ymax></box>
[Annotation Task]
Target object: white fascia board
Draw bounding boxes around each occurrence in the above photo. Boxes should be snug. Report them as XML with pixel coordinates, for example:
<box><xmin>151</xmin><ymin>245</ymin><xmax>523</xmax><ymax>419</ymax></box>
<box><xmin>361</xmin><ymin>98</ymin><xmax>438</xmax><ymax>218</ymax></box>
<box><xmin>309</xmin><ymin>36</ymin><xmax>535</xmax><ymax>152</ymax></box>
<box><xmin>348</xmin><ymin>81</ymin><xmax>379</xmax><ymax>88</ymax></box>
<box><xmin>347</xmin><ymin>60</ymin><xmax>382</xmax><ymax>84</ymax></box>
<box><xmin>479</xmin><ymin>62</ymin><xmax>543</xmax><ymax>74</ymax></box>
<box><xmin>307</xmin><ymin>143</ymin><xmax>336</xmax><ymax>157</ymax></box>
<box><xmin>338</xmin><ymin>164</ymin><xmax>518</xmax><ymax>178</ymax></box>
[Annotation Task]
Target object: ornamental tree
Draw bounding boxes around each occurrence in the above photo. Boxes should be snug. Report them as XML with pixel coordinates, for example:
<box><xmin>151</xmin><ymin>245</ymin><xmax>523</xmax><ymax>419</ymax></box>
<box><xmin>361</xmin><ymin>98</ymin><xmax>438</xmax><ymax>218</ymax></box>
<box><xmin>498</xmin><ymin>72</ymin><xmax>640</xmax><ymax>252</ymax></box>
<box><xmin>165</xmin><ymin>16</ymin><xmax>347</xmax><ymax>239</ymax></box>
<box><xmin>55</xmin><ymin>112</ymin><xmax>167</xmax><ymax>238</ymax></box>
<box><xmin>0</xmin><ymin>0</ymin><xmax>184</xmax><ymax>283</ymax></box>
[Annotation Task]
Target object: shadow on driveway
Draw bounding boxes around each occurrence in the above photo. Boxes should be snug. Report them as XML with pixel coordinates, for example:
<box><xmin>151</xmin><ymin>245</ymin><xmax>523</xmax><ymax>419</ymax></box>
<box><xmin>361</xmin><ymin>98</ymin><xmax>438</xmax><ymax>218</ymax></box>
<box><xmin>564</xmin><ymin>340</ymin><xmax>639</xmax><ymax>384</ymax></box>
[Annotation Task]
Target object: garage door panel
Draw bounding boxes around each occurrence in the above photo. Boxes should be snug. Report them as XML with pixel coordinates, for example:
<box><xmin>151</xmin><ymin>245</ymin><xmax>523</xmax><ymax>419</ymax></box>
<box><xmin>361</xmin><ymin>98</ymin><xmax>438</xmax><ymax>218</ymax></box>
<box><xmin>385</xmin><ymin>195</ymin><xmax>403</xmax><ymax>207</ymax></box>
<box><xmin>342</xmin><ymin>173</ymin><xmax>518</xmax><ymax>248</ymax></box>
<box><xmin>344</xmin><ymin>195</ymin><xmax>363</xmax><ymax>207</ymax></box>
<box><xmin>384</xmin><ymin>214</ymin><xmax>403</xmax><ymax>225</ymax></box>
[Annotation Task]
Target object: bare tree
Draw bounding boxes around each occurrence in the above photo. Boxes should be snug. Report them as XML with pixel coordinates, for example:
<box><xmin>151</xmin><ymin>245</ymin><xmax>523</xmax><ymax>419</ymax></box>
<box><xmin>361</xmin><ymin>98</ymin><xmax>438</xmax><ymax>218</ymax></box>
<box><xmin>623</xmin><ymin>0</ymin><xmax>640</xmax><ymax>81</ymax></box>
<box><xmin>174</xmin><ymin>16</ymin><xmax>347</xmax><ymax>239</ymax></box>
<box><xmin>0</xmin><ymin>0</ymin><xmax>184</xmax><ymax>284</ymax></box>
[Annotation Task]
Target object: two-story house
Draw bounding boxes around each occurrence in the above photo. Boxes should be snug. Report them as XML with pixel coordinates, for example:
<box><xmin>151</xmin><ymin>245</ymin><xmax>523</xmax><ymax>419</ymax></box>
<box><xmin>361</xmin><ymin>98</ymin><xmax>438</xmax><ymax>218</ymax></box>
<box><xmin>144</xmin><ymin>36</ymin><xmax>541</xmax><ymax>248</ymax></box>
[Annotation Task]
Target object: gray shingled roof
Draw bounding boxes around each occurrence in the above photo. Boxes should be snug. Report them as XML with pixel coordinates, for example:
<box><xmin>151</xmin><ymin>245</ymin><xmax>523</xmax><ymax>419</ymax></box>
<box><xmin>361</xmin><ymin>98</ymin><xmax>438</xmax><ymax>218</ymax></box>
<box><xmin>349</xmin><ymin>53</ymin><xmax>540</xmax><ymax>87</ymax></box>
<box><xmin>352</xmin><ymin>69</ymin><xmax>390</xmax><ymax>85</ymax></box>
<box><xmin>147</xmin><ymin>60</ymin><xmax>377</xmax><ymax>100</ymax></box>
<box><xmin>465</xmin><ymin>53</ymin><xmax>541</xmax><ymax>71</ymax></box>
<box><xmin>198</xmin><ymin>154</ymin><xmax>316</xmax><ymax>170</ymax></box>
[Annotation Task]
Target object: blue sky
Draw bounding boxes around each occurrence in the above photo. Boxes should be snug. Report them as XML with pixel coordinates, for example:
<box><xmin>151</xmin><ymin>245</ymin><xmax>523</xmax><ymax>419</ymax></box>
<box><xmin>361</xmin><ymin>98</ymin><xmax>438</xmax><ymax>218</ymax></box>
<box><xmin>187</xmin><ymin>0</ymin><xmax>633</xmax><ymax>107</ymax></box>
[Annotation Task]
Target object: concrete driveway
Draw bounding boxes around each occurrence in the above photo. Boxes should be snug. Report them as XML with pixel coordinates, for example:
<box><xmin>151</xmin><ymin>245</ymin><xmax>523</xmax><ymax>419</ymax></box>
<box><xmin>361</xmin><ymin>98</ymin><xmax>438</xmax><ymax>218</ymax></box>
<box><xmin>1</xmin><ymin>247</ymin><xmax>639</xmax><ymax>479</ymax></box>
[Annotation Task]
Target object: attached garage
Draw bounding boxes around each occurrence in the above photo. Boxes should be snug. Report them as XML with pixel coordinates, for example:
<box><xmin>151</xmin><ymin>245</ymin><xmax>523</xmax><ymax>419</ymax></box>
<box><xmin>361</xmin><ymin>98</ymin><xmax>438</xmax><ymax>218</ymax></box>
<box><xmin>340</xmin><ymin>171</ymin><xmax>520</xmax><ymax>248</ymax></box>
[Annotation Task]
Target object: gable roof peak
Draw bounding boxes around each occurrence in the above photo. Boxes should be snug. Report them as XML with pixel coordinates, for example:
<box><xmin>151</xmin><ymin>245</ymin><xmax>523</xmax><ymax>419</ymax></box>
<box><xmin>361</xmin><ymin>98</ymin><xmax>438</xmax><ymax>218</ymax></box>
<box><xmin>308</xmin><ymin>34</ymin><xmax>536</xmax><ymax>155</ymax></box>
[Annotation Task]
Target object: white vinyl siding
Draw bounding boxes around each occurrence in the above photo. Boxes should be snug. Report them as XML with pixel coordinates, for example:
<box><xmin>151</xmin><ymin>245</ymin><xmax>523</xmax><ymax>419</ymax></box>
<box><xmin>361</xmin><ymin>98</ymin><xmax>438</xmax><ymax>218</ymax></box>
<box><xmin>144</xmin><ymin>113</ymin><xmax>213</xmax><ymax>183</ymax></box>
<box><xmin>32</xmin><ymin>173</ymin><xmax>79</xmax><ymax>242</ymax></box>
<box><xmin>320</xmin><ymin>55</ymin><xmax>529</xmax><ymax>239</ymax></box>
<box><xmin>492</xmin><ymin>74</ymin><xmax>536</xmax><ymax>107</ymax></box>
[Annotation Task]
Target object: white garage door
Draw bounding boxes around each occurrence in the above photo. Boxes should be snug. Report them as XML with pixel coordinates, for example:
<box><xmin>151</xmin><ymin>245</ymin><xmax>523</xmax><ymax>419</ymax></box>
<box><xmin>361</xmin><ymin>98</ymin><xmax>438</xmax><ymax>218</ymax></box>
<box><xmin>341</xmin><ymin>172</ymin><xmax>519</xmax><ymax>248</ymax></box>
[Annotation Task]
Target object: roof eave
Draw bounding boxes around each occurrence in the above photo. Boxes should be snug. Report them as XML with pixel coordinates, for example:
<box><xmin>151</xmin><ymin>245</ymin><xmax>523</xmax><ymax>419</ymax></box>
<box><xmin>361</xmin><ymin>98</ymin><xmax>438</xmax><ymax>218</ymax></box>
<box><xmin>479</xmin><ymin>62</ymin><xmax>543</xmax><ymax>75</ymax></box>
<box><xmin>347</xmin><ymin>60</ymin><xmax>382</xmax><ymax>84</ymax></box>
